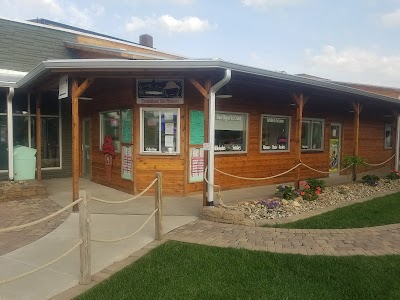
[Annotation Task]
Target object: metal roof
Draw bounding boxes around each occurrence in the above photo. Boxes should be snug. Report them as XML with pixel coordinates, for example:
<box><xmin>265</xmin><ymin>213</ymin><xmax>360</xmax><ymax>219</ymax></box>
<box><xmin>16</xmin><ymin>58</ymin><xmax>400</xmax><ymax>104</ymax></box>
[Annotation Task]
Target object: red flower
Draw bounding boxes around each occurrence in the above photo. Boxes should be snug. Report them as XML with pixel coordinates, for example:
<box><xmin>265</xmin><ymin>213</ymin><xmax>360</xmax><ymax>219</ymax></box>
<box><xmin>317</xmin><ymin>187</ymin><xmax>321</xmax><ymax>191</ymax></box>
<box><xmin>315</xmin><ymin>191</ymin><xmax>320</xmax><ymax>195</ymax></box>
<box><xmin>301</xmin><ymin>191</ymin><xmax>305</xmax><ymax>196</ymax></box>
<box><xmin>301</xmin><ymin>182</ymin><xmax>306</xmax><ymax>186</ymax></box>
<box><xmin>305</xmin><ymin>185</ymin><xmax>310</xmax><ymax>189</ymax></box>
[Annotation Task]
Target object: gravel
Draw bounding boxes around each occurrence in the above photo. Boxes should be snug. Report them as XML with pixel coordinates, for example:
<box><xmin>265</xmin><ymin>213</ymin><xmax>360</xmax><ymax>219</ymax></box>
<box><xmin>227</xmin><ymin>179</ymin><xmax>400</xmax><ymax>220</ymax></box>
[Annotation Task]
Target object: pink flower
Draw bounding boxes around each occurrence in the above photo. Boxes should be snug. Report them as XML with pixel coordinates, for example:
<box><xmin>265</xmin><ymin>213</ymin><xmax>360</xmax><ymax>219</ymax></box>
<box><xmin>301</xmin><ymin>192</ymin><xmax>305</xmax><ymax>196</ymax></box>
<box><xmin>305</xmin><ymin>185</ymin><xmax>310</xmax><ymax>189</ymax></box>
<box><xmin>317</xmin><ymin>187</ymin><xmax>321</xmax><ymax>191</ymax></box>
<box><xmin>315</xmin><ymin>191</ymin><xmax>320</xmax><ymax>195</ymax></box>
<box><xmin>301</xmin><ymin>182</ymin><xmax>306</xmax><ymax>186</ymax></box>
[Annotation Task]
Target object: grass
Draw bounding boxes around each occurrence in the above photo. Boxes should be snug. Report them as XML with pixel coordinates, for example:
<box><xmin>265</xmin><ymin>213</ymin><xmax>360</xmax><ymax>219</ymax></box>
<box><xmin>77</xmin><ymin>241</ymin><xmax>400</xmax><ymax>300</ymax></box>
<box><xmin>275</xmin><ymin>192</ymin><xmax>400</xmax><ymax>229</ymax></box>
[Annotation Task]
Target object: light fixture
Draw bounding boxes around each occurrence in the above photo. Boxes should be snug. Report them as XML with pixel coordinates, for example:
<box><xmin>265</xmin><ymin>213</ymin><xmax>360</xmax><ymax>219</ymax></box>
<box><xmin>290</xmin><ymin>102</ymin><xmax>296</xmax><ymax>106</ymax></box>
<box><xmin>216</xmin><ymin>85</ymin><xmax>232</xmax><ymax>99</ymax></box>
<box><xmin>384</xmin><ymin>114</ymin><xmax>393</xmax><ymax>118</ymax></box>
<box><xmin>145</xmin><ymin>79</ymin><xmax>163</xmax><ymax>96</ymax></box>
<box><xmin>79</xmin><ymin>97</ymin><xmax>93</xmax><ymax>101</ymax></box>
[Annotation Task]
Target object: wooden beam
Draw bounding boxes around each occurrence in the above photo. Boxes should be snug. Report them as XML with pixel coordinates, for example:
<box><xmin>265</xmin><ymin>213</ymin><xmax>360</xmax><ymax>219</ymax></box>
<box><xmin>36</xmin><ymin>94</ymin><xmax>42</xmax><ymax>181</ymax></box>
<box><xmin>392</xmin><ymin>108</ymin><xmax>398</xmax><ymax>170</ymax></box>
<box><xmin>190</xmin><ymin>79</ymin><xmax>209</xmax><ymax>99</ymax></box>
<box><xmin>203</xmin><ymin>80</ymin><xmax>211</xmax><ymax>206</ymax></box>
<box><xmin>352</xmin><ymin>101</ymin><xmax>362</xmax><ymax>156</ymax></box>
<box><xmin>75</xmin><ymin>78</ymin><xmax>95</xmax><ymax>98</ymax></box>
<box><xmin>292</xmin><ymin>92</ymin><xmax>306</xmax><ymax>189</ymax></box>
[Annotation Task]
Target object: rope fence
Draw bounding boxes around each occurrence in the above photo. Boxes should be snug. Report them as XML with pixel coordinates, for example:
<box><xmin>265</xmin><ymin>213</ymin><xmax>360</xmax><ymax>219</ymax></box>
<box><xmin>0</xmin><ymin>172</ymin><xmax>163</xmax><ymax>286</ymax></box>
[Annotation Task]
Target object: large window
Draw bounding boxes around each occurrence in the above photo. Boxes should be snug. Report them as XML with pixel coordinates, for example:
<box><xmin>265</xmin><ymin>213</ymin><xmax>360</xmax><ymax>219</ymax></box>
<box><xmin>0</xmin><ymin>93</ymin><xmax>62</xmax><ymax>171</ymax></box>
<box><xmin>100</xmin><ymin>111</ymin><xmax>121</xmax><ymax>152</ymax></box>
<box><xmin>302</xmin><ymin>118</ymin><xmax>324</xmax><ymax>151</ymax></box>
<box><xmin>261</xmin><ymin>115</ymin><xmax>290</xmax><ymax>152</ymax></box>
<box><xmin>140</xmin><ymin>108</ymin><xmax>180</xmax><ymax>154</ymax></box>
<box><xmin>215</xmin><ymin>112</ymin><xmax>247</xmax><ymax>153</ymax></box>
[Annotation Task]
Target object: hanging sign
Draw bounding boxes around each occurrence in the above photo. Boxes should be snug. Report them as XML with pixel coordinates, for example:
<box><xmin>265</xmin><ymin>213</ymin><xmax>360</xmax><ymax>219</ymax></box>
<box><xmin>189</xmin><ymin>147</ymin><xmax>204</xmax><ymax>183</ymax></box>
<box><xmin>121</xmin><ymin>109</ymin><xmax>132</xmax><ymax>144</ymax></box>
<box><xmin>121</xmin><ymin>145</ymin><xmax>132</xmax><ymax>180</ymax></box>
<box><xmin>137</xmin><ymin>79</ymin><xmax>184</xmax><ymax>104</ymax></box>
<box><xmin>58</xmin><ymin>75</ymin><xmax>68</xmax><ymax>99</ymax></box>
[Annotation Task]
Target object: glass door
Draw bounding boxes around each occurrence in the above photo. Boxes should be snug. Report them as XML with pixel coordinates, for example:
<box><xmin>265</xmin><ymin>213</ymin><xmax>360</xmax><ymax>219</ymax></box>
<box><xmin>329</xmin><ymin>123</ymin><xmax>341</xmax><ymax>175</ymax></box>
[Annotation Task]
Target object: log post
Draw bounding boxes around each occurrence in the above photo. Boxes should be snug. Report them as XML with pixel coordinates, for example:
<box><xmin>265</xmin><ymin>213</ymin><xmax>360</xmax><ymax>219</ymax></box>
<box><xmin>79</xmin><ymin>189</ymin><xmax>91</xmax><ymax>285</ymax></box>
<box><xmin>36</xmin><ymin>94</ymin><xmax>42</xmax><ymax>181</ymax></box>
<box><xmin>292</xmin><ymin>93</ymin><xmax>307</xmax><ymax>189</ymax></box>
<box><xmin>71</xmin><ymin>78</ymin><xmax>94</xmax><ymax>211</ymax></box>
<box><xmin>155</xmin><ymin>172</ymin><xmax>163</xmax><ymax>241</ymax></box>
<box><xmin>353</xmin><ymin>102</ymin><xmax>362</xmax><ymax>157</ymax></box>
<box><xmin>392</xmin><ymin>109</ymin><xmax>398</xmax><ymax>170</ymax></box>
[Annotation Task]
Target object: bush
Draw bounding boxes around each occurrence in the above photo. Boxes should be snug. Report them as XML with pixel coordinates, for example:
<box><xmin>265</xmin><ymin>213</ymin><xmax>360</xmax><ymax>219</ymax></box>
<box><xmin>387</xmin><ymin>170</ymin><xmax>400</xmax><ymax>180</ymax></box>
<box><xmin>275</xmin><ymin>185</ymin><xmax>297</xmax><ymax>200</ymax></box>
<box><xmin>362</xmin><ymin>175</ymin><xmax>380</xmax><ymax>186</ymax></box>
<box><xmin>300</xmin><ymin>181</ymin><xmax>322</xmax><ymax>201</ymax></box>
<box><xmin>343</xmin><ymin>155</ymin><xmax>365</xmax><ymax>181</ymax></box>
<box><xmin>305</xmin><ymin>178</ymin><xmax>326</xmax><ymax>192</ymax></box>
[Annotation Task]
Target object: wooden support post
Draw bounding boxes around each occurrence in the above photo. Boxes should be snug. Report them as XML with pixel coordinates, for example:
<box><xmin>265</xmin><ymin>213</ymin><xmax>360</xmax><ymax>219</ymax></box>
<box><xmin>79</xmin><ymin>189</ymin><xmax>91</xmax><ymax>285</ymax></box>
<box><xmin>36</xmin><ymin>94</ymin><xmax>42</xmax><ymax>181</ymax></box>
<box><xmin>155</xmin><ymin>172</ymin><xmax>163</xmax><ymax>241</ymax></box>
<box><xmin>352</xmin><ymin>102</ymin><xmax>362</xmax><ymax>157</ymax></box>
<box><xmin>392</xmin><ymin>109</ymin><xmax>398</xmax><ymax>170</ymax></box>
<box><xmin>292</xmin><ymin>93</ymin><xmax>307</xmax><ymax>189</ymax></box>
<box><xmin>71</xmin><ymin>78</ymin><xmax>94</xmax><ymax>211</ymax></box>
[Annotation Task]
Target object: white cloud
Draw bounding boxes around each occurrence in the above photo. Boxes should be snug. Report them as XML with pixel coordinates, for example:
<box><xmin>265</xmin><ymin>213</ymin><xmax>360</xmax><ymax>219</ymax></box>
<box><xmin>170</xmin><ymin>0</ymin><xmax>195</xmax><ymax>4</ymax></box>
<box><xmin>125</xmin><ymin>14</ymin><xmax>212</xmax><ymax>33</ymax></box>
<box><xmin>305</xmin><ymin>45</ymin><xmax>400</xmax><ymax>86</ymax></box>
<box><xmin>381</xmin><ymin>9</ymin><xmax>400</xmax><ymax>26</ymax></box>
<box><xmin>242</xmin><ymin>0</ymin><xmax>306</xmax><ymax>9</ymax></box>
<box><xmin>0</xmin><ymin>0</ymin><xmax>104</xmax><ymax>29</ymax></box>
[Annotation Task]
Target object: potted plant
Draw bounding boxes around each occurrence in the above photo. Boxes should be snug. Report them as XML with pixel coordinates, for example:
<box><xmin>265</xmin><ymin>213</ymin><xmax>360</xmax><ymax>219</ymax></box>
<box><xmin>102</xmin><ymin>134</ymin><xmax>115</xmax><ymax>182</ymax></box>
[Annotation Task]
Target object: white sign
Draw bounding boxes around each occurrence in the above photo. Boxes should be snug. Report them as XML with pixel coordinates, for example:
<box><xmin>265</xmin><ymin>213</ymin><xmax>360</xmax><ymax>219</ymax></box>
<box><xmin>203</xmin><ymin>143</ymin><xmax>211</xmax><ymax>151</ymax></box>
<box><xmin>165</xmin><ymin>135</ymin><xmax>174</xmax><ymax>148</ymax></box>
<box><xmin>58</xmin><ymin>75</ymin><xmax>68</xmax><ymax>99</ymax></box>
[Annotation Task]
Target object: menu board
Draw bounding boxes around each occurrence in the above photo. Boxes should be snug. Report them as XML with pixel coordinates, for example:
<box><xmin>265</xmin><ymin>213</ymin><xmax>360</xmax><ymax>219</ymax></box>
<box><xmin>190</xmin><ymin>110</ymin><xmax>204</xmax><ymax>145</ymax></box>
<box><xmin>121</xmin><ymin>109</ymin><xmax>132</xmax><ymax>144</ymax></box>
<box><xmin>121</xmin><ymin>145</ymin><xmax>132</xmax><ymax>180</ymax></box>
<box><xmin>189</xmin><ymin>147</ymin><xmax>204</xmax><ymax>183</ymax></box>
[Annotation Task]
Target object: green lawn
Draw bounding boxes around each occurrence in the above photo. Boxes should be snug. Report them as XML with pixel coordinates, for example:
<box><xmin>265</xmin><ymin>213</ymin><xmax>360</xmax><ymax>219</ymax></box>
<box><xmin>77</xmin><ymin>241</ymin><xmax>400</xmax><ymax>300</ymax></box>
<box><xmin>275</xmin><ymin>191</ymin><xmax>400</xmax><ymax>229</ymax></box>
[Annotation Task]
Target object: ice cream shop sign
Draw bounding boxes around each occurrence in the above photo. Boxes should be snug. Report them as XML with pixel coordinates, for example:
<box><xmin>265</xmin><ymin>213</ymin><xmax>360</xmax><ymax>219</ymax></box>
<box><xmin>137</xmin><ymin>79</ymin><xmax>184</xmax><ymax>104</ymax></box>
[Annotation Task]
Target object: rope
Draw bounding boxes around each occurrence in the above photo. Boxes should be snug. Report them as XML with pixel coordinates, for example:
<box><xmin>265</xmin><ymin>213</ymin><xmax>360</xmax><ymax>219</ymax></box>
<box><xmin>214</xmin><ymin>163</ymin><xmax>302</xmax><ymax>181</ymax></box>
<box><xmin>91</xmin><ymin>209</ymin><xmax>158</xmax><ymax>243</ymax></box>
<box><xmin>301</xmin><ymin>162</ymin><xmax>354</xmax><ymax>174</ymax></box>
<box><xmin>364</xmin><ymin>154</ymin><xmax>395</xmax><ymax>166</ymax></box>
<box><xmin>91</xmin><ymin>178</ymin><xmax>158</xmax><ymax>204</ymax></box>
<box><xmin>0</xmin><ymin>197</ymin><xmax>83</xmax><ymax>233</ymax></box>
<box><xmin>0</xmin><ymin>240</ymin><xmax>82</xmax><ymax>285</ymax></box>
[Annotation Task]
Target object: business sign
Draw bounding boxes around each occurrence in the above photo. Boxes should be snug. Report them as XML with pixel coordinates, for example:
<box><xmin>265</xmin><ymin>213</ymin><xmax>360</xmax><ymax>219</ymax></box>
<box><xmin>137</xmin><ymin>79</ymin><xmax>184</xmax><ymax>104</ymax></box>
<box><xmin>58</xmin><ymin>75</ymin><xmax>68</xmax><ymax>99</ymax></box>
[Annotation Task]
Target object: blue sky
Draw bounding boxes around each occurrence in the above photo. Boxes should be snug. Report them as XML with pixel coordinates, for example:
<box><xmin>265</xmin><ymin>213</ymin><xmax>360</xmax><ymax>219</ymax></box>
<box><xmin>2</xmin><ymin>0</ymin><xmax>400</xmax><ymax>86</ymax></box>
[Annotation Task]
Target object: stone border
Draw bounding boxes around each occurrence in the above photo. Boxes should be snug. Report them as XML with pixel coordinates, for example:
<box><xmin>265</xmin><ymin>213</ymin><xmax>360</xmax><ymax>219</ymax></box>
<box><xmin>200</xmin><ymin>189</ymin><xmax>400</xmax><ymax>227</ymax></box>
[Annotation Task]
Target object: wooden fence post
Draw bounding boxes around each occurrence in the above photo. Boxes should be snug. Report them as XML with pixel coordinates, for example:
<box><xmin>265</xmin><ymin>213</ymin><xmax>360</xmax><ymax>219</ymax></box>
<box><xmin>79</xmin><ymin>189</ymin><xmax>91</xmax><ymax>284</ymax></box>
<box><xmin>155</xmin><ymin>172</ymin><xmax>163</xmax><ymax>241</ymax></box>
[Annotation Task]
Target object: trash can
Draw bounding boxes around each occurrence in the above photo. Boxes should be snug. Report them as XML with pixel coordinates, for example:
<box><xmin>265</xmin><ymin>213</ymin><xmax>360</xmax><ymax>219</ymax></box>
<box><xmin>13</xmin><ymin>146</ymin><xmax>37</xmax><ymax>180</ymax></box>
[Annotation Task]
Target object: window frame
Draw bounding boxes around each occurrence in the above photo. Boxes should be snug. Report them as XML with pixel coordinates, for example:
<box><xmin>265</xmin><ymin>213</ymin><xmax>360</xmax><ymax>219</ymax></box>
<box><xmin>214</xmin><ymin>111</ymin><xmax>248</xmax><ymax>155</ymax></box>
<box><xmin>260</xmin><ymin>114</ymin><xmax>291</xmax><ymax>153</ymax></box>
<box><xmin>139</xmin><ymin>107</ymin><xmax>180</xmax><ymax>155</ymax></box>
<box><xmin>384</xmin><ymin>124</ymin><xmax>393</xmax><ymax>150</ymax></box>
<box><xmin>301</xmin><ymin>118</ymin><xmax>325</xmax><ymax>152</ymax></box>
<box><xmin>99</xmin><ymin>110</ymin><xmax>122</xmax><ymax>153</ymax></box>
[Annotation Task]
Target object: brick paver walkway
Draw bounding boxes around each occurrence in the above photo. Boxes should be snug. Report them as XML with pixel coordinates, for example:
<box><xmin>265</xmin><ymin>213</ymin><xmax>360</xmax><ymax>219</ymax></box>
<box><xmin>166</xmin><ymin>220</ymin><xmax>400</xmax><ymax>256</ymax></box>
<box><xmin>0</xmin><ymin>197</ymin><xmax>69</xmax><ymax>255</ymax></box>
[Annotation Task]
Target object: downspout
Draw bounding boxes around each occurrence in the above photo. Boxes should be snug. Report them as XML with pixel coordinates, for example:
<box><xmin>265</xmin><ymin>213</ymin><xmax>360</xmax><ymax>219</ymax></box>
<box><xmin>396</xmin><ymin>114</ymin><xmax>400</xmax><ymax>172</ymax></box>
<box><xmin>207</xmin><ymin>69</ymin><xmax>231</xmax><ymax>206</ymax></box>
<box><xmin>7</xmin><ymin>87</ymin><xmax>15</xmax><ymax>180</ymax></box>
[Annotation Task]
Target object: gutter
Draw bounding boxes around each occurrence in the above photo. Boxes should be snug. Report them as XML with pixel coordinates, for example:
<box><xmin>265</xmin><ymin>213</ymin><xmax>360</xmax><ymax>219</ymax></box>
<box><xmin>207</xmin><ymin>69</ymin><xmax>232</xmax><ymax>206</ymax></box>
<box><xmin>7</xmin><ymin>87</ymin><xmax>14</xmax><ymax>180</ymax></box>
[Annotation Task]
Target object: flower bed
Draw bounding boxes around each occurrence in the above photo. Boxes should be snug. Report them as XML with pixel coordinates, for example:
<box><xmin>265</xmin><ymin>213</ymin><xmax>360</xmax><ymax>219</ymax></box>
<box><xmin>236</xmin><ymin>179</ymin><xmax>400</xmax><ymax>220</ymax></box>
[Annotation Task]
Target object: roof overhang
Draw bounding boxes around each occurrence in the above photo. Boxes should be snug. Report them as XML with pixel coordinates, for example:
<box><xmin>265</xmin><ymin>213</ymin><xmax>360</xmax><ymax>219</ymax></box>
<box><xmin>16</xmin><ymin>58</ymin><xmax>400</xmax><ymax>105</ymax></box>
<box><xmin>0</xmin><ymin>69</ymin><xmax>27</xmax><ymax>88</ymax></box>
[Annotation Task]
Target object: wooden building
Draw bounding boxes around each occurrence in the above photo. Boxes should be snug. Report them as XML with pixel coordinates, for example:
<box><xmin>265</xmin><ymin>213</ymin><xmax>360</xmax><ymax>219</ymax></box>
<box><xmin>15</xmin><ymin>59</ymin><xmax>400</xmax><ymax>205</ymax></box>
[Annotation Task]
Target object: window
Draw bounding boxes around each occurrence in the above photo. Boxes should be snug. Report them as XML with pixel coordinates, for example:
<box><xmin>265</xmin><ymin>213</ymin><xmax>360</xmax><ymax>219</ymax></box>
<box><xmin>261</xmin><ymin>115</ymin><xmax>290</xmax><ymax>152</ymax></box>
<box><xmin>215</xmin><ymin>112</ymin><xmax>247</xmax><ymax>153</ymax></box>
<box><xmin>385</xmin><ymin>124</ymin><xmax>392</xmax><ymax>149</ymax></box>
<box><xmin>100</xmin><ymin>111</ymin><xmax>121</xmax><ymax>153</ymax></box>
<box><xmin>302</xmin><ymin>119</ymin><xmax>324</xmax><ymax>151</ymax></box>
<box><xmin>140</xmin><ymin>108</ymin><xmax>180</xmax><ymax>154</ymax></box>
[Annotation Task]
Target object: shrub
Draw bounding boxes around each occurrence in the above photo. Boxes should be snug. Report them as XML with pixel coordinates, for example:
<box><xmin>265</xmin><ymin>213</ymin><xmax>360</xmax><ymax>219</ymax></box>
<box><xmin>362</xmin><ymin>175</ymin><xmax>380</xmax><ymax>186</ymax></box>
<box><xmin>387</xmin><ymin>170</ymin><xmax>400</xmax><ymax>180</ymax></box>
<box><xmin>275</xmin><ymin>185</ymin><xmax>297</xmax><ymax>200</ymax></box>
<box><xmin>300</xmin><ymin>181</ymin><xmax>321</xmax><ymax>201</ymax></box>
<box><xmin>305</xmin><ymin>178</ymin><xmax>326</xmax><ymax>192</ymax></box>
<box><xmin>343</xmin><ymin>155</ymin><xmax>365</xmax><ymax>181</ymax></box>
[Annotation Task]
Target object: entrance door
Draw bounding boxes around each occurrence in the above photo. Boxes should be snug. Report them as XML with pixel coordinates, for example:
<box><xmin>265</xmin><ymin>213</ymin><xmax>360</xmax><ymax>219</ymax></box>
<box><xmin>329</xmin><ymin>123</ymin><xmax>341</xmax><ymax>175</ymax></box>
<box><xmin>82</xmin><ymin>119</ymin><xmax>91</xmax><ymax>178</ymax></box>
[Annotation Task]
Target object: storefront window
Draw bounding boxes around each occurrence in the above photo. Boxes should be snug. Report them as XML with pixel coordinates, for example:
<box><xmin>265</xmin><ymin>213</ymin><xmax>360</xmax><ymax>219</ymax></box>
<box><xmin>215</xmin><ymin>112</ymin><xmax>247</xmax><ymax>153</ymax></box>
<box><xmin>141</xmin><ymin>108</ymin><xmax>179</xmax><ymax>154</ymax></box>
<box><xmin>385</xmin><ymin>124</ymin><xmax>392</xmax><ymax>149</ymax></box>
<box><xmin>261</xmin><ymin>115</ymin><xmax>290</xmax><ymax>152</ymax></box>
<box><xmin>302</xmin><ymin>118</ymin><xmax>324</xmax><ymax>151</ymax></box>
<box><xmin>100</xmin><ymin>111</ymin><xmax>121</xmax><ymax>153</ymax></box>
<box><xmin>0</xmin><ymin>115</ymin><xmax>7</xmax><ymax>170</ymax></box>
